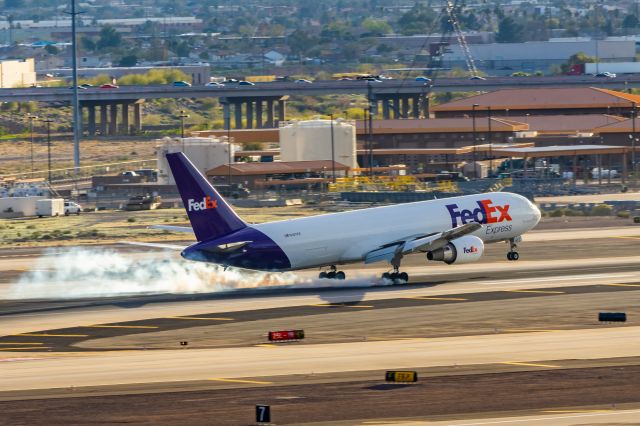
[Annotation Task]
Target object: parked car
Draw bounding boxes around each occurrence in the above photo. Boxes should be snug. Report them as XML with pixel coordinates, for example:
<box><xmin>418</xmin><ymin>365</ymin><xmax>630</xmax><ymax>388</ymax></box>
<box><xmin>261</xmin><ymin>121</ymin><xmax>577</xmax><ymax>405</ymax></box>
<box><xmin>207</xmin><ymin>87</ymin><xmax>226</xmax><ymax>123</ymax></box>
<box><xmin>173</xmin><ymin>81</ymin><xmax>192</xmax><ymax>87</ymax></box>
<box><xmin>294</xmin><ymin>79</ymin><xmax>313</xmax><ymax>84</ymax></box>
<box><xmin>64</xmin><ymin>201</ymin><xmax>82</xmax><ymax>216</ymax></box>
<box><xmin>595</xmin><ymin>72</ymin><xmax>616</xmax><ymax>78</ymax></box>
<box><xmin>205</xmin><ymin>82</ymin><xmax>225</xmax><ymax>87</ymax></box>
<box><xmin>238</xmin><ymin>80</ymin><xmax>255</xmax><ymax>86</ymax></box>
<box><xmin>80</xmin><ymin>83</ymin><xmax>94</xmax><ymax>88</ymax></box>
<box><xmin>100</xmin><ymin>83</ymin><xmax>119</xmax><ymax>89</ymax></box>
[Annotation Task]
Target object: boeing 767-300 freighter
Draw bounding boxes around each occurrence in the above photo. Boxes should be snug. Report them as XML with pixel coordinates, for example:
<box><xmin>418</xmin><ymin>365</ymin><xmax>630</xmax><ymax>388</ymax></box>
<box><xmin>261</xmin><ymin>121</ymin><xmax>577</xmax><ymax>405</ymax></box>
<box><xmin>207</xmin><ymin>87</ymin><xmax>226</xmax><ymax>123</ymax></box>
<box><xmin>150</xmin><ymin>152</ymin><xmax>541</xmax><ymax>282</ymax></box>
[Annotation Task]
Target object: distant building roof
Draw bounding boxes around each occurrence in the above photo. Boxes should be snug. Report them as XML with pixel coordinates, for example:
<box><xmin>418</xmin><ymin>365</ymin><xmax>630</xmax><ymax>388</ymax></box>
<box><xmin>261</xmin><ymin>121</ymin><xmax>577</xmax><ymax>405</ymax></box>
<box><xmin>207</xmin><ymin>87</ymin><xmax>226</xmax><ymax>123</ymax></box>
<box><xmin>207</xmin><ymin>160</ymin><xmax>349</xmax><ymax>176</ymax></box>
<box><xmin>491</xmin><ymin>145</ymin><xmax>628</xmax><ymax>158</ymax></box>
<box><xmin>432</xmin><ymin>88</ymin><xmax>640</xmax><ymax>113</ymax></box>
<box><xmin>355</xmin><ymin>117</ymin><xmax>528</xmax><ymax>133</ymax></box>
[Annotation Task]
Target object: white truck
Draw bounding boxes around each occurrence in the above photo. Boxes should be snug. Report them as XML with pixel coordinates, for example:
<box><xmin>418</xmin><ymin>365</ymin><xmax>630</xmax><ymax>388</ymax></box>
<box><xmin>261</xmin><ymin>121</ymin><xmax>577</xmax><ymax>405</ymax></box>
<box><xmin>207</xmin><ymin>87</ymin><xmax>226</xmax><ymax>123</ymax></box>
<box><xmin>36</xmin><ymin>198</ymin><xmax>65</xmax><ymax>218</ymax></box>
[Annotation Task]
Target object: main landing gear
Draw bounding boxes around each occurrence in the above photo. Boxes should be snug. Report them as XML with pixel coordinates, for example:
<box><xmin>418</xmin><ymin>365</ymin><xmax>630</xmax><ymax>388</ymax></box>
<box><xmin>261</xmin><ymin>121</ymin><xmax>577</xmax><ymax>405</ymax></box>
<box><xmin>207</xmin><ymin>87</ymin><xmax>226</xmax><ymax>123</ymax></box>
<box><xmin>382</xmin><ymin>253</ymin><xmax>409</xmax><ymax>283</ymax></box>
<box><xmin>507</xmin><ymin>237</ymin><xmax>520</xmax><ymax>261</ymax></box>
<box><xmin>382</xmin><ymin>269</ymin><xmax>409</xmax><ymax>283</ymax></box>
<box><xmin>319</xmin><ymin>265</ymin><xmax>346</xmax><ymax>280</ymax></box>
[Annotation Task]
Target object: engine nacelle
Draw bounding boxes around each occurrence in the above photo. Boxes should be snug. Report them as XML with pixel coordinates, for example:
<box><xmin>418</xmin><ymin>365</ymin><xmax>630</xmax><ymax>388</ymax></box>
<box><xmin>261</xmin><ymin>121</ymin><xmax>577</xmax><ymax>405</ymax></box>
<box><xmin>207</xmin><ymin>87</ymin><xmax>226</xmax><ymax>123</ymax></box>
<box><xmin>426</xmin><ymin>235</ymin><xmax>484</xmax><ymax>265</ymax></box>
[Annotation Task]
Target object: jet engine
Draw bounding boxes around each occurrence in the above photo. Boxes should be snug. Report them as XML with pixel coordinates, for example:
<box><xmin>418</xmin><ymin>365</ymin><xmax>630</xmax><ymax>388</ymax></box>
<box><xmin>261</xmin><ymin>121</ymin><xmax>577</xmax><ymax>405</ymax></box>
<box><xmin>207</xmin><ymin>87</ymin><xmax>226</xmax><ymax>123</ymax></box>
<box><xmin>426</xmin><ymin>235</ymin><xmax>484</xmax><ymax>265</ymax></box>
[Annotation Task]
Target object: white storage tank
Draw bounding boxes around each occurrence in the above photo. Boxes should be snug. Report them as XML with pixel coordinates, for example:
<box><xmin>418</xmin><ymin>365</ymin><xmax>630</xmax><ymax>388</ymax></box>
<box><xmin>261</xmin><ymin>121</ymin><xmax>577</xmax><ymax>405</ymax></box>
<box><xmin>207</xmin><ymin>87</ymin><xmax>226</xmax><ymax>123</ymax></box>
<box><xmin>156</xmin><ymin>137</ymin><xmax>238</xmax><ymax>185</ymax></box>
<box><xmin>279</xmin><ymin>119</ymin><xmax>358</xmax><ymax>170</ymax></box>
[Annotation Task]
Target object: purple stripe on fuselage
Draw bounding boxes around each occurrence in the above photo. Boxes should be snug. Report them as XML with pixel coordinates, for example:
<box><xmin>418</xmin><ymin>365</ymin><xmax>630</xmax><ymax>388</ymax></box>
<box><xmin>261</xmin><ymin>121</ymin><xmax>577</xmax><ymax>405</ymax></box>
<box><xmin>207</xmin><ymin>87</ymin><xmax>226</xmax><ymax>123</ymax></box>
<box><xmin>181</xmin><ymin>226</ymin><xmax>291</xmax><ymax>271</ymax></box>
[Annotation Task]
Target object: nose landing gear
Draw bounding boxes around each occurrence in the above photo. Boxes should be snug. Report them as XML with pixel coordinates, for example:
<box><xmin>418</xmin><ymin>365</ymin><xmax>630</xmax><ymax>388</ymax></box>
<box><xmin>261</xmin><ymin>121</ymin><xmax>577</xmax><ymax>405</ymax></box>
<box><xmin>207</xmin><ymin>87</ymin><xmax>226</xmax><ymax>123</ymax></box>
<box><xmin>319</xmin><ymin>265</ymin><xmax>346</xmax><ymax>280</ymax></box>
<box><xmin>507</xmin><ymin>237</ymin><xmax>520</xmax><ymax>261</ymax></box>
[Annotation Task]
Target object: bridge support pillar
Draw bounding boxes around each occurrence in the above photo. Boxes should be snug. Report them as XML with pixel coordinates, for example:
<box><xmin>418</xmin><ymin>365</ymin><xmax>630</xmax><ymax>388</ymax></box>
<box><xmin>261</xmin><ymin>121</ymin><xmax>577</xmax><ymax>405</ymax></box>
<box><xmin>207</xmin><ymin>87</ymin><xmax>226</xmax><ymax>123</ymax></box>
<box><xmin>121</xmin><ymin>103</ymin><xmax>129</xmax><ymax>134</ymax></box>
<box><xmin>221</xmin><ymin>100</ymin><xmax>231</xmax><ymax>131</ymax></box>
<box><xmin>382</xmin><ymin>99</ymin><xmax>390</xmax><ymax>120</ymax></box>
<box><xmin>277</xmin><ymin>99</ymin><xmax>286</xmax><ymax>124</ymax></box>
<box><xmin>100</xmin><ymin>105</ymin><xmax>108</xmax><ymax>135</ymax></box>
<box><xmin>412</xmin><ymin>95</ymin><xmax>420</xmax><ymax>119</ymax></box>
<box><xmin>234</xmin><ymin>102</ymin><xmax>243</xmax><ymax>129</ymax></box>
<box><xmin>133</xmin><ymin>103</ymin><xmax>142</xmax><ymax>133</ymax></box>
<box><xmin>266</xmin><ymin>100</ymin><xmax>274</xmax><ymax>127</ymax></box>
<box><xmin>87</xmin><ymin>105</ymin><xmax>96</xmax><ymax>136</ymax></box>
<box><xmin>255</xmin><ymin>100</ymin><xmax>263</xmax><ymax>128</ymax></box>
<box><xmin>246</xmin><ymin>101</ymin><xmax>254</xmax><ymax>129</ymax></box>
<box><xmin>109</xmin><ymin>104</ymin><xmax>118</xmax><ymax>136</ymax></box>
<box><xmin>421</xmin><ymin>95</ymin><xmax>430</xmax><ymax>119</ymax></box>
<box><xmin>401</xmin><ymin>96</ymin><xmax>409</xmax><ymax>119</ymax></box>
<box><xmin>392</xmin><ymin>96</ymin><xmax>401</xmax><ymax>119</ymax></box>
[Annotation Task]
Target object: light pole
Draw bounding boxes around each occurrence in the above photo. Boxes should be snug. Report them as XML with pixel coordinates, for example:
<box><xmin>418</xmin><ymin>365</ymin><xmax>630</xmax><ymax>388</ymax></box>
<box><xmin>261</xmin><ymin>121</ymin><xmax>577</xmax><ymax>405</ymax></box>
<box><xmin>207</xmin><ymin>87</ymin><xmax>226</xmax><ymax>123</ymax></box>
<box><xmin>27</xmin><ymin>114</ymin><xmax>37</xmax><ymax>174</ymax></box>
<box><xmin>42</xmin><ymin>118</ymin><xmax>53</xmax><ymax>182</ymax></box>
<box><xmin>471</xmin><ymin>103</ymin><xmax>479</xmax><ymax>179</ymax></box>
<box><xmin>178</xmin><ymin>110</ymin><xmax>189</xmax><ymax>139</ymax></box>
<box><xmin>329</xmin><ymin>113</ymin><xmax>336</xmax><ymax>183</ymax></box>
<box><xmin>487</xmin><ymin>106</ymin><xmax>492</xmax><ymax>178</ymax></box>
<box><xmin>67</xmin><ymin>0</ymin><xmax>83</xmax><ymax>173</ymax></box>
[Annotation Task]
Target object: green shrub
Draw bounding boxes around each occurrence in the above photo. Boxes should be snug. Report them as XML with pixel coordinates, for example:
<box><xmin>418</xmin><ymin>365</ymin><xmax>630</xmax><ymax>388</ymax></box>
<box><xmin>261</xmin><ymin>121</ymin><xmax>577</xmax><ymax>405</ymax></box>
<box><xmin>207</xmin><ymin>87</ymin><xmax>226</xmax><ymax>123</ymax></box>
<box><xmin>549</xmin><ymin>209</ymin><xmax>565</xmax><ymax>217</ymax></box>
<box><xmin>590</xmin><ymin>204</ymin><xmax>613</xmax><ymax>216</ymax></box>
<box><xmin>564</xmin><ymin>208</ymin><xmax>584</xmax><ymax>216</ymax></box>
<box><xmin>26</xmin><ymin>224</ymin><xmax>36</xmax><ymax>229</ymax></box>
<box><xmin>617</xmin><ymin>210</ymin><xmax>631</xmax><ymax>218</ymax></box>
<box><xmin>127</xmin><ymin>217</ymin><xmax>137</xmax><ymax>223</ymax></box>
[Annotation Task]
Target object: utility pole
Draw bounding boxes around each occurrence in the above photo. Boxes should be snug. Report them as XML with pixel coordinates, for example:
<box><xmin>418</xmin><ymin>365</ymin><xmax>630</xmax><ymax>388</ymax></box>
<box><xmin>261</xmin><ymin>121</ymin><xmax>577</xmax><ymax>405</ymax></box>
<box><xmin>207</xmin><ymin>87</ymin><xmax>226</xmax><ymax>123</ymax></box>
<box><xmin>329</xmin><ymin>114</ymin><xmax>336</xmax><ymax>183</ymax></box>
<box><xmin>43</xmin><ymin>118</ymin><xmax>53</xmax><ymax>182</ymax></box>
<box><xmin>222</xmin><ymin>100</ymin><xmax>232</xmax><ymax>187</ymax></box>
<box><xmin>367</xmin><ymin>83</ymin><xmax>375</xmax><ymax>177</ymax></box>
<box><xmin>487</xmin><ymin>106</ymin><xmax>492</xmax><ymax>178</ymax></box>
<box><xmin>66</xmin><ymin>0</ymin><xmax>83</xmax><ymax>173</ymax></box>
<box><xmin>472</xmin><ymin>104</ymin><xmax>479</xmax><ymax>179</ymax></box>
<box><xmin>28</xmin><ymin>114</ymin><xmax>37</xmax><ymax>174</ymax></box>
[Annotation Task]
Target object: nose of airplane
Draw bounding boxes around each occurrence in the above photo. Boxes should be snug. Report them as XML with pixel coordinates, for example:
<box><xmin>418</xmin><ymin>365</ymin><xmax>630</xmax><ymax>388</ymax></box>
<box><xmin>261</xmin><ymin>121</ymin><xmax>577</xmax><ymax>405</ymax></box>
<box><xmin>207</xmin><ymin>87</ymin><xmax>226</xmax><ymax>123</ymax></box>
<box><xmin>530</xmin><ymin>201</ymin><xmax>541</xmax><ymax>227</ymax></box>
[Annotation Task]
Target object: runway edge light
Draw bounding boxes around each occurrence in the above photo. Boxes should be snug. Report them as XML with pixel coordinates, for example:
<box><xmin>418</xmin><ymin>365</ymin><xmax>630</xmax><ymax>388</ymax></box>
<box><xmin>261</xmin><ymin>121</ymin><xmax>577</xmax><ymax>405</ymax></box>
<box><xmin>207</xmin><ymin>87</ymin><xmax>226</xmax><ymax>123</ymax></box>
<box><xmin>385</xmin><ymin>371</ymin><xmax>418</xmax><ymax>383</ymax></box>
<box><xmin>598</xmin><ymin>312</ymin><xmax>627</xmax><ymax>322</ymax></box>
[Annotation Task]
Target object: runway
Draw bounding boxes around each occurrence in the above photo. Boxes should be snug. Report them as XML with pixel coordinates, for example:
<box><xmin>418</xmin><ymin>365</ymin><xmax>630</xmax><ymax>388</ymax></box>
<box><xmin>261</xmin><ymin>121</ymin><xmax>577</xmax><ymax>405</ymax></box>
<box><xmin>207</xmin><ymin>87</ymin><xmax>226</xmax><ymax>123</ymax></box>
<box><xmin>1</xmin><ymin>224</ymin><xmax>640</xmax><ymax>425</ymax></box>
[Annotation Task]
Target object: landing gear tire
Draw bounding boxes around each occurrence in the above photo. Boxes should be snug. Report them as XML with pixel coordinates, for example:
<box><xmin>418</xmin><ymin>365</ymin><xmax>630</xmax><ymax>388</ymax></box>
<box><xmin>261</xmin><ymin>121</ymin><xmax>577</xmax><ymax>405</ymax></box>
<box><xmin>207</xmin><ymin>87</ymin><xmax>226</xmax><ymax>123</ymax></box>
<box><xmin>507</xmin><ymin>251</ymin><xmax>519</xmax><ymax>261</ymax></box>
<box><xmin>382</xmin><ymin>271</ymin><xmax>409</xmax><ymax>284</ymax></box>
<box><xmin>320</xmin><ymin>267</ymin><xmax>345</xmax><ymax>280</ymax></box>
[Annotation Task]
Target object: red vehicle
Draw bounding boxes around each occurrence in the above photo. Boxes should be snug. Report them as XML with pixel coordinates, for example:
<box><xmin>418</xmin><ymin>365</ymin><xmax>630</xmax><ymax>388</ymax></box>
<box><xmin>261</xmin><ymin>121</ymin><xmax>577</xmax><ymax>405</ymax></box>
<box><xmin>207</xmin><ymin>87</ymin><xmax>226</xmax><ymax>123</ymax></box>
<box><xmin>100</xmin><ymin>84</ymin><xmax>119</xmax><ymax>89</ymax></box>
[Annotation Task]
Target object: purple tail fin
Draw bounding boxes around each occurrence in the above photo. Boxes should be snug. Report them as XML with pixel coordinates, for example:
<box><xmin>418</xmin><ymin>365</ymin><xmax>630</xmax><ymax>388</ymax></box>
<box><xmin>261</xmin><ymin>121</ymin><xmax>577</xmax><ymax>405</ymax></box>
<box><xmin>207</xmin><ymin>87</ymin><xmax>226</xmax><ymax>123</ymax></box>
<box><xmin>166</xmin><ymin>152</ymin><xmax>246</xmax><ymax>241</ymax></box>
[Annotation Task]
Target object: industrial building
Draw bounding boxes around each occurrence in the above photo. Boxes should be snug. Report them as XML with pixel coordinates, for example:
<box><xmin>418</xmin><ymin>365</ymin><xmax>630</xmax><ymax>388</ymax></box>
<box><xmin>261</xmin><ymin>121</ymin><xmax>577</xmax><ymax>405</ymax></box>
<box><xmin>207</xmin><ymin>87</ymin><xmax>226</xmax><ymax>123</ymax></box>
<box><xmin>443</xmin><ymin>40</ymin><xmax>636</xmax><ymax>75</ymax></box>
<box><xmin>0</xmin><ymin>58</ymin><xmax>36</xmax><ymax>88</ymax></box>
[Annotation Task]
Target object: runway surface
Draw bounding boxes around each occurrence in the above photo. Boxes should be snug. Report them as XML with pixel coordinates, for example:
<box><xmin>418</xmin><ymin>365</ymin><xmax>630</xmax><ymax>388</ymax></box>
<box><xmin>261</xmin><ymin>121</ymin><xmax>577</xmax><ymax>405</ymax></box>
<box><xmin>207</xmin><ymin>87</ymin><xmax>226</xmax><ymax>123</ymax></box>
<box><xmin>1</xmin><ymin>224</ymin><xmax>640</xmax><ymax>425</ymax></box>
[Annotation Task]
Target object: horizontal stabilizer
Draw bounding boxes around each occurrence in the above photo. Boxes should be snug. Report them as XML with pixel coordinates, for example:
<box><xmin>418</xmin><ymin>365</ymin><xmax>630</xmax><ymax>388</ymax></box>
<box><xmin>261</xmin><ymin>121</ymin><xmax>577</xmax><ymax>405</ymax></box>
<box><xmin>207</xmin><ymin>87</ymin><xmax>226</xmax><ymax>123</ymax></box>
<box><xmin>118</xmin><ymin>241</ymin><xmax>187</xmax><ymax>250</ymax></box>
<box><xmin>150</xmin><ymin>225</ymin><xmax>194</xmax><ymax>234</ymax></box>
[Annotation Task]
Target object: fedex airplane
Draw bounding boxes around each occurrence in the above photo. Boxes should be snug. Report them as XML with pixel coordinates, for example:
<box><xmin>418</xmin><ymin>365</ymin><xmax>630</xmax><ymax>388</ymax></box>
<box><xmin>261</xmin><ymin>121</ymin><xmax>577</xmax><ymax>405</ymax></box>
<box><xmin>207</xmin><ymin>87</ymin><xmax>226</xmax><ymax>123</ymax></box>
<box><xmin>156</xmin><ymin>153</ymin><xmax>541</xmax><ymax>282</ymax></box>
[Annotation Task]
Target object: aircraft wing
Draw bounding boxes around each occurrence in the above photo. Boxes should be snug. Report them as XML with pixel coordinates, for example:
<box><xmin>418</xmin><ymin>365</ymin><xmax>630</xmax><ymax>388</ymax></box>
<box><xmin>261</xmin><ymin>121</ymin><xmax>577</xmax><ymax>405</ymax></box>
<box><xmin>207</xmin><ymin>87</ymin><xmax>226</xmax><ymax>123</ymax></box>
<box><xmin>150</xmin><ymin>225</ymin><xmax>194</xmax><ymax>233</ymax></box>
<box><xmin>364</xmin><ymin>222</ymin><xmax>482</xmax><ymax>264</ymax></box>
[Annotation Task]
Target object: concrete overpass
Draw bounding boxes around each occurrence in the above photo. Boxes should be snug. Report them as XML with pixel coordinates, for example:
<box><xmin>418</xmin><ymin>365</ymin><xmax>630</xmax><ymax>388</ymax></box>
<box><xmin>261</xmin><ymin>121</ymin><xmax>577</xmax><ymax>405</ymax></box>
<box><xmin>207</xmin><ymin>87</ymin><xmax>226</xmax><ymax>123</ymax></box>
<box><xmin>3</xmin><ymin>75</ymin><xmax>640</xmax><ymax>135</ymax></box>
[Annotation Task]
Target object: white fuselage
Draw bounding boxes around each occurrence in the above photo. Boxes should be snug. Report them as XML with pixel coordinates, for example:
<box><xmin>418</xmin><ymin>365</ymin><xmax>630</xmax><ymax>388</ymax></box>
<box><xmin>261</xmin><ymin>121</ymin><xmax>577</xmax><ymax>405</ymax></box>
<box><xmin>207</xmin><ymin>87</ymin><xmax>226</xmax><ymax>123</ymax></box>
<box><xmin>253</xmin><ymin>192</ymin><xmax>541</xmax><ymax>270</ymax></box>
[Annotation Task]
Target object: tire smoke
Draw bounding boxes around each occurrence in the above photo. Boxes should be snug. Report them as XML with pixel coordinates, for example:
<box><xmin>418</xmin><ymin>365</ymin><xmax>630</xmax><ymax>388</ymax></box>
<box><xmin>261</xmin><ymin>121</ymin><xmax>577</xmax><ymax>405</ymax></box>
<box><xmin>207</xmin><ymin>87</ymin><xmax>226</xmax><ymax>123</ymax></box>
<box><xmin>6</xmin><ymin>248</ymin><xmax>384</xmax><ymax>300</ymax></box>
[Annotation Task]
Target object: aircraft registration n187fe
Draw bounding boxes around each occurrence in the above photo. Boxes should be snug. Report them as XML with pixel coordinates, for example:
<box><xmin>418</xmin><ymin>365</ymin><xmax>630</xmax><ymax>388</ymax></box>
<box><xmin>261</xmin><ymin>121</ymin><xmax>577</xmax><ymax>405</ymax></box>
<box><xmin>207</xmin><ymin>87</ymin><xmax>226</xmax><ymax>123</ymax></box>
<box><xmin>154</xmin><ymin>152</ymin><xmax>541</xmax><ymax>282</ymax></box>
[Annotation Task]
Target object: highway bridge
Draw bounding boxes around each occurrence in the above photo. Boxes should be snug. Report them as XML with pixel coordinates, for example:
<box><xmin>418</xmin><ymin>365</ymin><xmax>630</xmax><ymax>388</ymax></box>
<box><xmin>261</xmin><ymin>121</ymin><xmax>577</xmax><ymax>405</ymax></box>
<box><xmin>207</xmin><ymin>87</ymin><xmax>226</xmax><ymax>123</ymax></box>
<box><xmin>2</xmin><ymin>75</ymin><xmax>639</xmax><ymax>134</ymax></box>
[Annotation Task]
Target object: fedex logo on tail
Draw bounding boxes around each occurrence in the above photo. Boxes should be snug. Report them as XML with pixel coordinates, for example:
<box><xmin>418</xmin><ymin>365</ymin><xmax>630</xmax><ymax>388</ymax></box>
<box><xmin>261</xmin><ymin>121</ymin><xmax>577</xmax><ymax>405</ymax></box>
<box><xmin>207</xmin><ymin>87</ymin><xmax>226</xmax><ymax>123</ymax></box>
<box><xmin>446</xmin><ymin>199</ymin><xmax>512</xmax><ymax>228</ymax></box>
<box><xmin>188</xmin><ymin>196</ymin><xmax>218</xmax><ymax>212</ymax></box>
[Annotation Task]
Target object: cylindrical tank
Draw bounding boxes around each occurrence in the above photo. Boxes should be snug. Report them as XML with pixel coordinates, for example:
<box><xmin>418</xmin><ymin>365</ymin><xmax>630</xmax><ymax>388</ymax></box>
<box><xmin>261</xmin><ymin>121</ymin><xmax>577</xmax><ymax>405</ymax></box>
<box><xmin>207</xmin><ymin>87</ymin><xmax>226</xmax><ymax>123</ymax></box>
<box><xmin>279</xmin><ymin>119</ymin><xmax>358</xmax><ymax>170</ymax></box>
<box><xmin>157</xmin><ymin>137</ymin><xmax>237</xmax><ymax>184</ymax></box>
